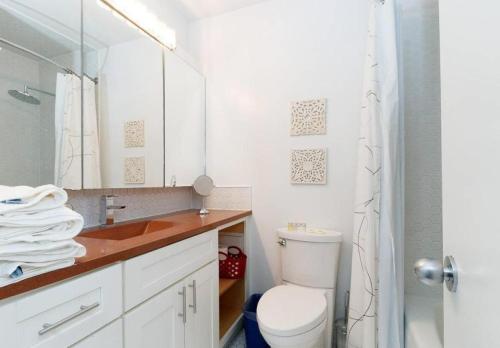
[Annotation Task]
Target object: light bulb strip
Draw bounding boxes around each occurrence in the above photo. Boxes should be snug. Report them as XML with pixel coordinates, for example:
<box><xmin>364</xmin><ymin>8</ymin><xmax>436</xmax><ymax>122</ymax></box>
<box><xmin>97</xmin><ymin>0</ymin><xmax>176</xmax><ymax>50</ymax></box>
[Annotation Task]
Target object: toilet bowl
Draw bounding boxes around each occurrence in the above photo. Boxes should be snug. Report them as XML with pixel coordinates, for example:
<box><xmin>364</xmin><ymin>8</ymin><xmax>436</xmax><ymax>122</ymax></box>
<box><xmin>257</xmin><ymin>284</ymin><xmax>328</xmax><ymax>348</ymax></box>
<box><xmin>256</xmin><ymin>227</ymin><xmax>342</xmax><ymax>348</ymax></box>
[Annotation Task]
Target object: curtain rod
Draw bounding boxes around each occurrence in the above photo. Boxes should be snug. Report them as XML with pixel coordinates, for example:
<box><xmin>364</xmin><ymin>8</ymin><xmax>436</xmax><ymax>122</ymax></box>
<box><xmin>0</xmin><ymin>36</ymin><xmax>98</xmax><ymax>84</ymax></box>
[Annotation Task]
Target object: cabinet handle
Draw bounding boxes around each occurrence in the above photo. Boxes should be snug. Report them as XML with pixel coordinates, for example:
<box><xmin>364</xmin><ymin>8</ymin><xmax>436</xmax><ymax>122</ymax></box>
<box><xmin>178</xmin><ymin>286</ymin><xmax>187</xmax><ymax>323</ymax></box>
<box><xmin>38</xmin><ymin>302</ymin><xmax>100</xmax><ymax>335</ymax></box>
<box><xmin>188</xmin><ymin>280</ymin><xmax>197</xmax><ymax>314</ymax></box>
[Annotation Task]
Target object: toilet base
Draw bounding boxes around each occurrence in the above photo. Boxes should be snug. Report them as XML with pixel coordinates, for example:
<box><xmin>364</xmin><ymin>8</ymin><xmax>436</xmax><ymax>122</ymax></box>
<box><xmin>260</xmin><ymin>318</ymin><xmax>327</xmax><ymax>348</ymax></box>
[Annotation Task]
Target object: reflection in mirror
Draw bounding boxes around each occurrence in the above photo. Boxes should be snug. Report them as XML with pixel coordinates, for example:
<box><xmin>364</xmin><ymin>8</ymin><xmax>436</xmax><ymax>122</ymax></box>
<box><xmin>164</xmin><ymin>50</ymin><xmax>205</xmax><ymax>187</ymax></box>
<box><xmin>0</xmin><ymin>0</ymin><xmax>82</xmax><ymax>189</ymax></box>
<box><xmin>83</xmin><ymin>0</ymin><xmax>165</xmax><ymax>189</ymax></box>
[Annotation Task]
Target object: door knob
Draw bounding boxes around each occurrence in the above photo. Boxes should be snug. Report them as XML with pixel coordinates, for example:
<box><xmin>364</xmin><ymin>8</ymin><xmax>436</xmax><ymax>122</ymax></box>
<box><xmin>277</xmin><ymin>238</ymin><xmax>286</xmax><ymax>247</ymax></box>
<box><xmin>414</xmin><ymin>255</ymin><xmax>458</xmax><ymax>292</ymax></box>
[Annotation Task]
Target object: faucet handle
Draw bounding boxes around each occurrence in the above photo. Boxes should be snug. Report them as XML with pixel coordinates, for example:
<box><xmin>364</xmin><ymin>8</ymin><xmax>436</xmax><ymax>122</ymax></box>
<box><xmin>101</xmin><ymin>194</ymin><xmax>126</xmax><ymax>225</ymax></box>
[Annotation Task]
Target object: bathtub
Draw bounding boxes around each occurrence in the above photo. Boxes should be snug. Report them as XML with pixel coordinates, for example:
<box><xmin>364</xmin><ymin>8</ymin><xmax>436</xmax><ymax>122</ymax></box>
<box><xmin>405</xmin><ymin>295</ymin><xmax>443</xmax><ymax>348</ymax></box>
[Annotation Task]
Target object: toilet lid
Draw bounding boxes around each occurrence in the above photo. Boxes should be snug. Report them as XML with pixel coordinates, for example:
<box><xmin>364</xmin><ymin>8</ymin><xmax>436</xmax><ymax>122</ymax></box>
<box><xmin>257</xmin><ymin>285</ymin><xmax>327</xmax><ymax>337</ymax></box>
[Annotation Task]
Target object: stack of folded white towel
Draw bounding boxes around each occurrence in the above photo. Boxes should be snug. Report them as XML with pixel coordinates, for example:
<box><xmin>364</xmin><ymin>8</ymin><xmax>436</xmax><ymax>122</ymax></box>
<box><xmin>0</xmin><ymin>185</ymin><xmax>86</xmax><ymax>286</ymax></box>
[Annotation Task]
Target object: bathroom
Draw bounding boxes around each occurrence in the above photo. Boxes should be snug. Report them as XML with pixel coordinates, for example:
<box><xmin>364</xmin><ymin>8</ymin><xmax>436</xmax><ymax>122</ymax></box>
<box><xmin>0</xmin><ymin>0</ymin><xmax>497</xmax><ymax>347</ymax></box>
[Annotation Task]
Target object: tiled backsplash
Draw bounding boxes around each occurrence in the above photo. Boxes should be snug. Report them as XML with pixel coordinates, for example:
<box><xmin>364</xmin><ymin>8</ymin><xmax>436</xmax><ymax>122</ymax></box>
<box><xmin>193</xmin><ymin>186</ymin><xmax>252</xmax><ymax>211</ymax></box>
<box><xmin>68</xmin><ymin>187</ymin><xmax>194</xmax><ymax>228</ymax></box>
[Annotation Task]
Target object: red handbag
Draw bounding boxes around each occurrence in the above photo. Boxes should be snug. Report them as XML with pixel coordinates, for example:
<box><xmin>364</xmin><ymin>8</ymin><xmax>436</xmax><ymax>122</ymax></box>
<box><xmin>219</xmin><ymin>246</ymin><xmax>247</xmax><ymax>279</ymax></box>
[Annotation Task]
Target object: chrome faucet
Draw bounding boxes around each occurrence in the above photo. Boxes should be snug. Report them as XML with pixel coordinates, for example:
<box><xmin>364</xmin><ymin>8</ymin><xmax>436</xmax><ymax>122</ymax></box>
<box><xmin>101</xmin><ymin>195</ymin><xmax>126</xmax><ymax>225</ymax></box>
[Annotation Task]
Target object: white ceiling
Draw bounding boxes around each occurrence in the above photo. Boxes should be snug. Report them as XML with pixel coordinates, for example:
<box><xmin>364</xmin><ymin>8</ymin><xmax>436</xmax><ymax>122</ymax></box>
<box><xmin>0</xmin><ymin>0</ymin><xmax>80</xmax><ymax>58</ymax></box>
<box><xmin>170</xmin><ymin>0</ymin><xmax>270</xmax><ymax>20</ymax></box>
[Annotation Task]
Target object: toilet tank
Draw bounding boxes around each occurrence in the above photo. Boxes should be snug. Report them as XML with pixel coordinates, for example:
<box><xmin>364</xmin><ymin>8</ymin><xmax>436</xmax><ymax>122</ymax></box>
<box><xmin>278</xmin><ymin>228</ymin><xmax>342</xmax><ymax>289</ymax></box>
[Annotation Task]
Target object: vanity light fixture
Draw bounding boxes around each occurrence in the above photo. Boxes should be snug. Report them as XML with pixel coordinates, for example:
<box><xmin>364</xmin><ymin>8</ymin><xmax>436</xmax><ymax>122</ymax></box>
<box><xmin>96</xmin><ymin>0</ymin><xmax>176</xmax><ymax>50</ymax></box>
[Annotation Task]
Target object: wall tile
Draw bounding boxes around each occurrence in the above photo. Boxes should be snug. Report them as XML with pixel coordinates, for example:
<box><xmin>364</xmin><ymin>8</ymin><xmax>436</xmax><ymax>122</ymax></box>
<box><xmin>402</xmin><ymin>0</ymin><xmax>442</xmax><ymax>298</ymax></box>
<box><xmin>68</xmin><ymin>187</ymin><xmax>194</xmax><ymax>228</ymax></box>
<box><xmin>195</xmin><ymin>186</ymin><xmax>252</xmax><ymax>211</ymax></box>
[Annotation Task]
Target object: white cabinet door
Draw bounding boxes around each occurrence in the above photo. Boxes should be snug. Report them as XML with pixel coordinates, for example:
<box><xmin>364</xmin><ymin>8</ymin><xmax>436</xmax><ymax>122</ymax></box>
<box><xmin>124</xmin><ymin>282</ymin><xmax>185</xmax><ymax>348</ymax></box>
<box><xmin>71</xmin><ymin>319</ymin><xmax>123</xmax><ymax>348</ymax></box>
<box><xmin>185</xmin><ymin>262</ymin><xmax>219</xmax><ymax>348</ymax></box>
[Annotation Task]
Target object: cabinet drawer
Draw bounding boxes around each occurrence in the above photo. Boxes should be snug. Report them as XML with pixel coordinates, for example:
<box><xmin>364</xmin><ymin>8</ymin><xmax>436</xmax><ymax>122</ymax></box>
<box><xmin>0</xmin><ymin>263</ymin><xmax>122</xmax><ymax>348</ymax></box>
<box><xmin>124</xmin><ymin>229</ymin><xmax>217</xmax><ymax>310</ymax></box>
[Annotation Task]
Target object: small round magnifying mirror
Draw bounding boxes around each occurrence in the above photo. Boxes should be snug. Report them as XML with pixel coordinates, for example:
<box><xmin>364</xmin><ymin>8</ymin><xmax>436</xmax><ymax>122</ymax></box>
<box><xmin>193</xmin><ymin>175</ymin><xmax>215</xmax><ymax>215</ymax></box>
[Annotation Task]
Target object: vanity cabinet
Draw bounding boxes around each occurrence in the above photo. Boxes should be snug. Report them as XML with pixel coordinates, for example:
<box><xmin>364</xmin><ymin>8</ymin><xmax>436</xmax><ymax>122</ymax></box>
<box><xmin>0</xmin><ymin>227</ymin><xmax>225</xmax><ymax>348</ymax></box>
<box><xmin>124</xmin><ymin>261</ymin><xmax>218</xmax><ymax>348</ymax></box>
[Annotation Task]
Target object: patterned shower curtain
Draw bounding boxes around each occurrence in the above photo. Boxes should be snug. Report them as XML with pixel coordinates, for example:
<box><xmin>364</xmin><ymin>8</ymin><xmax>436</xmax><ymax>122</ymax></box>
<box><xmin>347</xmin><ymin>0</ymin><xmax>403</xmax><ymax>347</ymax></box>
<box><xmin>54</xmin><ymin>74</ymin><xmax>101</xmax><ymax>189</ymax></box>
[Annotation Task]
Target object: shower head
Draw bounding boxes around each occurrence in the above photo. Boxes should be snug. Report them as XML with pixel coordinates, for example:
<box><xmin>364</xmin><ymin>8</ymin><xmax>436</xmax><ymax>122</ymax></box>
<box><xmin>8</xmin><ymin>86</ymin><xmax>41</xmax><ymax>105</ymax></box>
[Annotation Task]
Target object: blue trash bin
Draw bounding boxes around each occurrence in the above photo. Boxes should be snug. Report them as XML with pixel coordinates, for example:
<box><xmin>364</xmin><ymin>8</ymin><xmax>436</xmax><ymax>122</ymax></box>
<box><xmin>243</xmin><ymin>294</ymin><xmax>270</xmax><ymax>348</ymax></box>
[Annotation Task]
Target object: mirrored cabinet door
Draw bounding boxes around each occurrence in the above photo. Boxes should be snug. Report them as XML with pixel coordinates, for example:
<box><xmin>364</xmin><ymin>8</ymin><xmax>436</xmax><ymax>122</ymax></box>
<box><xmin>1</xmin><ymin>0</ymin><xmax>206</xmax><ymax>190</ymax></box>
<box><xmin>164</xmin><ymin>50</ymin><xmax>205</xmax><ymax>187</ymax></box>
<box><xmin>82</xmin><ymin>0</ymin><xmax>165</xmax><ymax>189</ymax></box>
<box><xmin>0</xmin><ymin>0</ymin><xmax>82</xmax><ymax>189</ymax></box>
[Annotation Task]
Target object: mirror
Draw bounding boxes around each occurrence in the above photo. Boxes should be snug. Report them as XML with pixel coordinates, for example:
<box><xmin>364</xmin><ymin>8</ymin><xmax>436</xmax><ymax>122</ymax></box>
<box><xmin>193</xmin><ymin>175</ymin><xmax>214</xmax><ymax>216</ymax></box>
<box><xmin>164</xmin><ymin>49</ymin><xmax>206</xmax><ymax>187</ymax></box>
<box><xmin>0</xmin><ymin>0</ymin><xmax>82</xmax><ymax>189</ymax></box>
<box><xmin>83</xmin><ymin>0</ymin><xmax>165</xmax><ymax>189</ymax></box>
<box><xmin>1</xmin><ymin>0</ymin><xmax>206</xmax><ymax>190</ymax></box>
<box><xmin>193</xmin><ymin>175</ymin><xmax>215</xmax><ymax>197</ymax></box>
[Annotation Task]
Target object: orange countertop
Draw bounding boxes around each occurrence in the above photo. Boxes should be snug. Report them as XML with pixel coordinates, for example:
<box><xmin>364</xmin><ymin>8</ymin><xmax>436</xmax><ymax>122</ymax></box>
<box><xmin>0</xmin><ymin>209</ymin><xmax>251</xmax><ymax>301</ymax></box>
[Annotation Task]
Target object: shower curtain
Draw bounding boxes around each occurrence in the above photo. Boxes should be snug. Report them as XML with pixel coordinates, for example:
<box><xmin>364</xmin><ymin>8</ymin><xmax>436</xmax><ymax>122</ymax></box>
<box><xmin>54</xmin><ymin>73</ymin><xmax>101</xmax><ymax>189</ymax></box>
<box><xmin>347</xmin><ymin>0</ymin><xmax>403</xmax><ymax>347</ymax></box>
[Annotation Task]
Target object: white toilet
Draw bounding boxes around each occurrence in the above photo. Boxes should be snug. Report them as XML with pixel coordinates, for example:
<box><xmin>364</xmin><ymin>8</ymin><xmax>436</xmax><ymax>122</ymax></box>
<box><xmin>257</xmin><ymin>228</ymin><xmax>342</xmax><ymax>348</ymax></box>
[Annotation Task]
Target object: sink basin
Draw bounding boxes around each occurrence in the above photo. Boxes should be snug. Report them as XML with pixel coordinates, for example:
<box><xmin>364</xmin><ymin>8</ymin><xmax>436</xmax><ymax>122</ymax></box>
<box><xmin>82</xmin><ymin>220</ymin><xmax>175</xmax><ymax>241</ymax></box>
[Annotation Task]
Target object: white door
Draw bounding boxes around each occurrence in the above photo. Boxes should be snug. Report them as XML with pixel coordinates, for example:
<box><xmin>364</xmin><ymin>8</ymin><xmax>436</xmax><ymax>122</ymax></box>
<box><xmin>124</xmin><ymin>282</ymin><xmax>185</xmax><ymax>348</ymax></box>
<box><xmin>185</xmin><ymin>262</ymin><xmax>219</xmax><ymax>348</ymax></box>
<box><xmin>439</xmin><ymin>1</ymin><xmax>500</xmax><ymax>347</ymax></box>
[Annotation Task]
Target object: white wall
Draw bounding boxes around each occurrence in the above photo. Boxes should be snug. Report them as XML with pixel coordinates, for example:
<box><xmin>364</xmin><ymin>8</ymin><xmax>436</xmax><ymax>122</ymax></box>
<box><xmin>190</xmin><ymin>0</ymin><xmax>369</xmax><ymax>317</ymax></box>
<box><xmin>400</xmin><ymin>0</ymin><xmax>442</xmax><ymax>298</ymax></box>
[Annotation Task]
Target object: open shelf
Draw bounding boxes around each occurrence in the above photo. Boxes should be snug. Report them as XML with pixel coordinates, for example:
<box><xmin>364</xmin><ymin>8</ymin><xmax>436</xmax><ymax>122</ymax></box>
<box><xmin>219</xmin><ymin>275</ymin><xmax>245</xmax><ymax>338</ymax></box>
<box><xmin>220</xmin><ymin>304</ymin><xmax>243</xmax><ymax>339</ymax></box>
<box><xmin>219</xmin><ymin>219</ymin><xmax>247</xmax><ymax>342</ymax></box>
<box><xmin>219</xmin><ymin>221</ymin><xmax>245</xmax><ymax>234</ymax></box>
<box><xmin>219</xmin><ymin>278</ymin><xmax>241</xmax><ymax>297</ymax></box>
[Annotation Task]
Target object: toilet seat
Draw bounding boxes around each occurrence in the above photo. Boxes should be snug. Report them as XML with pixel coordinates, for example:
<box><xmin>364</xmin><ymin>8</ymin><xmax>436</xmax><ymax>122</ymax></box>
<box><xmin>257</xmin><ymin>285</ymin><xmax>327</xmax><ymax>337</ymax></box>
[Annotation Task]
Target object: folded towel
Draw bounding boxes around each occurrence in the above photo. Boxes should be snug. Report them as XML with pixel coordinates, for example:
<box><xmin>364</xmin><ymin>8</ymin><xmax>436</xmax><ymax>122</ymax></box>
<box><xmin>0</xmin><ymin>185</ymin><xmax>67</xmax><ymax>215</ymax></box>
<box><xmin>0</xmin><ymin>258</ymin><xmax>76</xmax><ymax>287</ymax></box>
<box><xmin>0</xmin><ymin>240</ymin><xmax>86</xmax><ymax>263</ymax></box>
<box><xmin>0</xmin><ymin>207</ymin><xmax>83</xmax><ymax>243</ymax></box>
